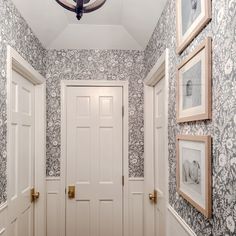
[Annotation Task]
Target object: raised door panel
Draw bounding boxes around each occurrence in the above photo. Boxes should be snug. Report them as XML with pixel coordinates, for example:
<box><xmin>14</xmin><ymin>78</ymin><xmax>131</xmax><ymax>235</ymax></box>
<box><xmin>99</xmin><ymin>127</ymin><xmax>114</xmax><ymax>183</ymax></box>
<box><xmin>75</xmin><ymin>127</ymin><xmax>91</xmax><ymax>183</ymax></box>
<box><xmin>75</xmin><ymin>201</ymin><xmax>91</xmax><ymax>236</ymax></box>
<box><xmin>99</xmin><ymin>201</ymin><xmax>114</xmax><ymax>236</ymax></box>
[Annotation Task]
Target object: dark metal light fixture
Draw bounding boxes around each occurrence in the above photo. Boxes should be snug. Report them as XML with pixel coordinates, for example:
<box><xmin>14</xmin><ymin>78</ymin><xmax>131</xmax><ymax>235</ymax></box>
<box><xmin>55</xmin><ymin>0</ymin><xmax>107</xmax><ymax>20</ymax></box>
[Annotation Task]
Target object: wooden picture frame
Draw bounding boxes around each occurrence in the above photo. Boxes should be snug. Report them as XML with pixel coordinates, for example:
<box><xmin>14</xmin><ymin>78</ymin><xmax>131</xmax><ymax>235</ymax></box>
<box><xmin>177</xmin><ymin>37</ymin><xmax>212</xmax><ymax>123</ymax></box>
<box><xmin>176</xmin><ymin>0</ymin><xmax>212</xmax><ymax>54</ymax></box>
<box><xmin>176</xmin><ymin>135</ymin><xmax>212</xmax><ymax>218</ymax></box>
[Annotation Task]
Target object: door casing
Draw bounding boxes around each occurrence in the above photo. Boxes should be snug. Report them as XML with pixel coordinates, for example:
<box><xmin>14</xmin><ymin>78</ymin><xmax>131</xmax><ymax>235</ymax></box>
<box><xmin>6</xmin><ymin>46</ymin><xmax>46</xmax><ymax>236</ymax></box>
<box><xmin>144</xmin><ymin>49</ymin><xmax>169</xmax><ymax>236</ymax></box>
<box><xmin>60</xmin><ymin>80</ymin><xmax>129</xmax><ymax>236</ymax></box>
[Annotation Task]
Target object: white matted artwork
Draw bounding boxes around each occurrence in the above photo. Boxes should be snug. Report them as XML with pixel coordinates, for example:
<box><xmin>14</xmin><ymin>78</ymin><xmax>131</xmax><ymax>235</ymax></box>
<box><xmin>177</xmin><ymin>37</ymin><xmax>212</xmax><ymax>123</ymax></box>
<box><xmin>176</xmin><ymin>135</ymin><xmax>212</xmax><ymax>218</ymax></box>
<box><xmin>176</xmin><ymin>0</ymin><xmax>212</xmax><ymax>54</ymax></box>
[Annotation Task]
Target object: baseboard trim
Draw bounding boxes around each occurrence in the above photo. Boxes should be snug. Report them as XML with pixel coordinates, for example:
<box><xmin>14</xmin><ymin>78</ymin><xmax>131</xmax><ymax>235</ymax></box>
<box><xmin>168</xmin><ymin>205</ymin><xmax>196</xmax><ymax>236</ymax></box>
<box><xmin>0</xmin><ymin>202</ymin><xmax>7</xmax><ymax>235</ymax></box>
<box><xmin>0</xmin><ymin>228</ymin><xmax>6</xmax><ymax>235</ymax></box>
<box><xmin>0</xmin><ymin>202</ymin><xmax>7</xmax><ymax>213</ymax></box>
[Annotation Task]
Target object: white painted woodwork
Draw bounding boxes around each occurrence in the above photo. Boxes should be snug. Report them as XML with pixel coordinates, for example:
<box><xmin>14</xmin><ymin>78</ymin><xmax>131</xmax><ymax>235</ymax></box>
<box><xmin>46</xmin><ymin>178</ymin><xmax>144</xmax><ymax>236</ymax></box>
<box><xmin>144</xmin><ymin>49</ymin><xmax>197</xmax><ymax>236</ymax></box>
<box><xmin>66</xmin><ymin>86</ymin><xmax>123</xmax><ymax>236</ymax></box>
<box><xmin>167</xmin><ymin>206</ymin><xmax>197</xmax><ymax>236</ymax></box>
<box><xmin>154</xmin><ymin>78</ymin><xmax>167</xmax><ymax>236</ymax></box>
<box><xmin>46</xmin><ymin>178</ymin><xmax>61</xmax><ymax>236</ymax></box>
<box><xmin>144</xmin><ymin>50</ymin><xmax>169</xmax><ymax>236</ymax></box>
<box><xmin>128</xmin><ymin>179</ymin><xmax>144</xmax><ymax>236</ymax></box>
<box><xmin>8</xmin><ymin>70</ymin><xmax>35</xmax><ymax>236</ymax></box>
<box><xmin>60</xmin><ymin>80</ymin><xmax>129</xmax><ymax>236</ymax></box>
<box><xmin>34</xmin><ymin>83</ymin><xmax>47</xmax><ymax>236</ymax></box>
<box><xmin>6</xmin><ymin>46</ymin><xmax>46</xmax><ymax>236</ymax></box>
<box><xmin>0</xmin><ymin>204</ymin><xmax>8</xmax><ymax>236</ymax></box>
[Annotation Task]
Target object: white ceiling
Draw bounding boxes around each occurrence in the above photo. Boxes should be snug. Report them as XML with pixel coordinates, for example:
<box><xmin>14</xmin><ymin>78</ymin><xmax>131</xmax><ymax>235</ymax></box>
<box><xmin>11</xmin><ymin>0</ymin><xmax>167</xmax><ymax>50</ymax></box>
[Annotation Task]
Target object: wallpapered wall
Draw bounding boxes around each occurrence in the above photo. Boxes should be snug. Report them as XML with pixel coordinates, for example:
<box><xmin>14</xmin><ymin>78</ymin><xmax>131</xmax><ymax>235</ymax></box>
<box><xmin>0</xmin><ymin>0</ymin><xmax>145</xmax><ymax>204</ymax></box>
<box><xmin>44</xmin><ymin>50</ymin><xmax>145</xmax><ymax>177</ymax></box>
<box><xmin>0</xmin><ymin>0</ymin><xmax>46</xmax><ymax>204</ymax></box>
<box><xmin>144</xmin><ymin>0</ymin><xmax>236</xmax><ymax>235</ymax></box>
<box><xmin>1</xmin><ymin>0</ymin><xmax>236</xmax><ymax>235</ymax></box>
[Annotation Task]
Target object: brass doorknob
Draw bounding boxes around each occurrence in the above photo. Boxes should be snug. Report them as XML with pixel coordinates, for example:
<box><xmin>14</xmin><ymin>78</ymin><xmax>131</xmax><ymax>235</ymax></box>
<box><xmin>68</xmin><ymin>186</ymin><xmax>75</xmax><ymax>199</ymax></box>
<box><xmin>149</xmin><ymin>190</ymin><xmax>158</xmax><ymax>204</ymax></box>
<box><xmin>31</xmin><ymin>188</ymin><xmax>40</xmax><ymax>202</ymax></box>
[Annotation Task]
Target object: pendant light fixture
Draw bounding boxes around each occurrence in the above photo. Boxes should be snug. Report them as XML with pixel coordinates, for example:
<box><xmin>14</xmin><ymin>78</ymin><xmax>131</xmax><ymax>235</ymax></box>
<box><xmin>55</xmin><ymin>0</ymin><xmax>107</xmax><ymax>20</ymax></box>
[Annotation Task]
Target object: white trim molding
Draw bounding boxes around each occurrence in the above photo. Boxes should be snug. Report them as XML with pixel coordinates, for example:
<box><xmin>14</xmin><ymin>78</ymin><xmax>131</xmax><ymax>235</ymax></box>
<box><xmin>46</xmin><ymin>177</ymin><xmax>144</xmax><ymax>236</ymax></box>
<box><xmin>6</xmin><ymin>46</ymin><xmax>46</xmax><ymax>236</ymax></box>
<box><xmin>168</xmin><ymin>205</ymin><xmax>197</xmax><ymax>236</ymax></box>
<box><xmin>128</xmin><ymin>178</ymin><xmax>144</xmax><ymax>236</ymax></box>
<box><xmin>60</xmin><ymin>80</ymin><xmax>129</xmax><ymax>236</ymax></box>
<box><xmin>46</xmin><ymin>178</ymin><xmax>61</xmax><ymax>236</ymax></box>
<box><xmin>144</xmin><ymin>51</ymin><xmax>167</xmax><ymax>86</ymax></box>
<box><xmin>0</xmin><ymin>203</ymin><xmax>8</xmax><ymax>236</ymax></box>
<box><xmin>144</xmin><ymin>49</ymin><xmax>169</xmax><ymax>236</ymax></box>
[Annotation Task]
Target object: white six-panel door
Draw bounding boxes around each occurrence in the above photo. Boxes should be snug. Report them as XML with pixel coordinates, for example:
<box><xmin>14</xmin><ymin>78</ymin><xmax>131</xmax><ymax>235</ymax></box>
<box><xmin>66</xmin><ymin>86</ymin><xmax>123</xmax><ymax>236</ymax></box>
<box><xmin>8</xmin><ymin>70</ymin><xmax>35</xmax><ymax>236</ymax></box>
<box><xmin>154</xmin><ymin>78</ymin><xmax>167</xmax><ymax>236</ymax></box>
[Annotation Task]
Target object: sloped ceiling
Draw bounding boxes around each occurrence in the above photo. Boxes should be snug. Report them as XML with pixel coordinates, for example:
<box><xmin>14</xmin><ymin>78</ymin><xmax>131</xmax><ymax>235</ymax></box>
<box><xmin>11</xmin><ymin>0</ymin><xmax>167</xmax><ymax>50</ymax></box>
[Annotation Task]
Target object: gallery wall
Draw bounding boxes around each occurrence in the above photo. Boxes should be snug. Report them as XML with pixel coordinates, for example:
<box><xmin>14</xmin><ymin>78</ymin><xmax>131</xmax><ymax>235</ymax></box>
<box><xmin>0</xmin><ymin>0</ymin><xmax>46</xmax><ymax>204</ymax></box>
<box><xmin>144</xmin><ymin>0</ymin><xmax>236</xmax><ymax>235</ymax></box>
<box><xmin>0</xmin><ymin>0</ymin><xmax>236</xmax><ymax>235</ymax></box>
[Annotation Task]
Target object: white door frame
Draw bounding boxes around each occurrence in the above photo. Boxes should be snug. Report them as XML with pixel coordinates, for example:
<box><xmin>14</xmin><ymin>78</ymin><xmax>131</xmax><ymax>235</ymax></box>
<box><xmin>6</xmin><ymin>46</ymin><xmax>46</xmax><ymax>236</ymax></box>
<box><xmin>144</xmin><ymin>49</ymin><xmax>169</xmax><ymax>236</ymax></box>
<box><xmin>60</xmin><ymin>80</ymin><xmax>129</xmax><ymax>236</ymax></box>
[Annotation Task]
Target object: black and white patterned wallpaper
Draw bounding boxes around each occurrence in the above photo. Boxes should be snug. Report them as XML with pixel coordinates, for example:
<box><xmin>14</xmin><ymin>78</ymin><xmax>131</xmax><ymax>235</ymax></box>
<box><xmin>0</xmin><ymin>0</ymin><xmax>45</xmax><ymax>204</ymax></box>
<box><xmin>1</xmin><ymin>0</ymin><xmax>236</xmax><ymax>234</ymax></box>
<box><xmin>144</xmin><ymin>0</ymin><xmax>236</xmax><ymax>235</ymax></box>
<box><xmin>44</xmin><ymin>49</ymin><xmax>145</xmax><ymax>177</ymax></box>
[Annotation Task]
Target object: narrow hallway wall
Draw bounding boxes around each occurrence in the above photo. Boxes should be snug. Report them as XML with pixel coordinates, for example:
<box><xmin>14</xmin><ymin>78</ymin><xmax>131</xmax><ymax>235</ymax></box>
<box><xmin>144</xmin><ymin>0</ymin><xmax>236</xmax><ymax>235</ymax></box>
<box><xmin>44</xmin><ymin>49</ymin><xmax>145</xmax><ymax>177</ymax></box>
<box><xmin>0</xmin><ymin>0</ymin><xmax>46</xmax><ymax>205</ymax></box>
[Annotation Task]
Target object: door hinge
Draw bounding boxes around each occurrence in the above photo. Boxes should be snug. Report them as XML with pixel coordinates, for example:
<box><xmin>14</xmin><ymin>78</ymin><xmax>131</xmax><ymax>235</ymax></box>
<box><xmin>122</xmin><ymin>175</ymin><xmax>125</xmax><ymax>186</ymax></box>
<box><xmin>122</xmin><ymin>106</ymin><xmax>124</xmax><ymax>117</ymax></box>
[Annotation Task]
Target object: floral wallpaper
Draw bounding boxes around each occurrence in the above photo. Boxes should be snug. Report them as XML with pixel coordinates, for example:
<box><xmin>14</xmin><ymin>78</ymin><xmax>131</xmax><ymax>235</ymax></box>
<box><xmin>44</xmin><ymin>49</ymin><xmax>145</xmax><ymax>177</ymax></box>
<box><xmin>0</xmin><ymin>0</ymin><xmax>46</xmax><ymax>204</ymax></box>
<box><xmin>1</xmin><ymin>0</ymin><xmax>236</xmax><ymax>235</ymax></box>
<box><xmin>144</xmin><ymin>0</ymin><xmax>236</xmax><ymax>235</ymax></box>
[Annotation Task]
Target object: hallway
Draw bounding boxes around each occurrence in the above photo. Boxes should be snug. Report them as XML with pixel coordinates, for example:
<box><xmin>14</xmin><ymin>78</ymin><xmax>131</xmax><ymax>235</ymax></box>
<box><xmin>0</xmin><ymin>0</ymin><xmax>236</xmax><ymax>235</ymax></box>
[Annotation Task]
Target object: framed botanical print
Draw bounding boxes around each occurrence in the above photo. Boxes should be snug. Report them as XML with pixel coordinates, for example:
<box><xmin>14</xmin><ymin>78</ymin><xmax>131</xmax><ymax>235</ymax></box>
<box><xmin>176</xmin><ymin>135</ymin><xmax>212</xmax><ymax>218</ymax></box>
<box><xmin>176</xmin><ymin>0</ymin><xmax>212</xmax><ymax>54</ymax></box>
<box><xmin>177</xmin><ymin>37</ymin><xmax>212</xmax><ymax>123</ymax></box>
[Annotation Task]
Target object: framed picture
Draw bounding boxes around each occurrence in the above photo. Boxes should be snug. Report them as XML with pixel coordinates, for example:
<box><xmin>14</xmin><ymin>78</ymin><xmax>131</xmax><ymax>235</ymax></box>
<box><xmin>176</xmin><ymin>135</ymin><xmax>212</xmax><ymax>218</ymax></box>
<box><xmin>177</xmin><ymin>37</ymin><xmax>212</xmax><ymax>123</ymax></box>
<box><xmin>176</xmin><ymin>0</ymin><xmax>212</xmax><ymax>54</ymax></box>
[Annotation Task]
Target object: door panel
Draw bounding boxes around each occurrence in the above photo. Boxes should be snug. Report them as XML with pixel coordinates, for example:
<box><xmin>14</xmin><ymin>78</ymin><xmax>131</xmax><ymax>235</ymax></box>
<box><xmin>8</xmin><ymin>70</ymin><xmax>35</xmax><ymax>235</ymax></box>
<box><xmin>154</xmin><ymin>79</ymin><xmax>167</xmax><ymax>236</ymax></box>
<box><xmin>66</xmin><ymin>86</ymin><xmax>123</xmax><ymax>236</ymax></box>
